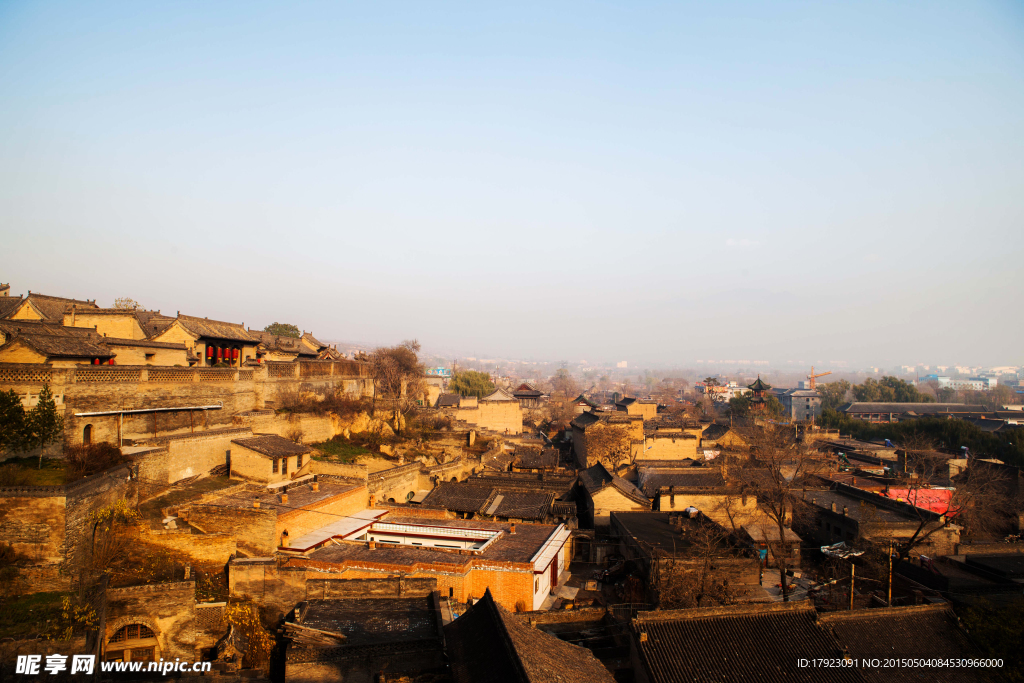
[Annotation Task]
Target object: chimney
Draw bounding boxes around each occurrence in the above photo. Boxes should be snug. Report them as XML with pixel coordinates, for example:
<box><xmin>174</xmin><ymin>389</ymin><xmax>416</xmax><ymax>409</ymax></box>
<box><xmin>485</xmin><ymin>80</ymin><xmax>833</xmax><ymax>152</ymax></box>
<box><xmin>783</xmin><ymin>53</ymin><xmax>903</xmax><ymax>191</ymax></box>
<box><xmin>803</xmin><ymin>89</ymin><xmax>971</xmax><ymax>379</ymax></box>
<box><xmin>510</xmin><ymin>523</ymin><xmax>516</xmax><ymax>535</ymax></box>
<box><xmin>253</xmin><ymin>500</ymin><xmax>260</xmax><ymax>509</ymax></box>
<box><xmin>280</xmin><ymin>493</ymin><xmax>288</xmax><ymax>504</ymax></box>
<box><xmin>812</xmin><ymin>498</ymin><xmax>816</xmax><ymax>505</ymax></box>
<box><xmin>830</xmin><ymin>502</ymin><xmax>836</xmax><ymax>512</ymax></box>
<box><xmin>843</xmin><ymin>506</ymin><xmax>848</xmax><ymax>516</ymax></box>
<box><xmin>183</xmin><ymin>565</ymin><xmax>191</xmax><ymax>580</ymax></box>
<box><xmin>312</xmin><ymin>481</ymin><xmax>319</xmax><ymax>492</ymax></box>
<box><xmin>369</xmin><ymin>540</ymin><xmax>376</xmax><ymax>550</ymax></box>
<box><xmin>281</xmin><ymin>531</ymin><xmax>290</xmax><ymax>547</ymax></box>
<box><xmin>639</xmin><ymin>632</ymin><xmax>648</xmax><ymax>642</ymax></box>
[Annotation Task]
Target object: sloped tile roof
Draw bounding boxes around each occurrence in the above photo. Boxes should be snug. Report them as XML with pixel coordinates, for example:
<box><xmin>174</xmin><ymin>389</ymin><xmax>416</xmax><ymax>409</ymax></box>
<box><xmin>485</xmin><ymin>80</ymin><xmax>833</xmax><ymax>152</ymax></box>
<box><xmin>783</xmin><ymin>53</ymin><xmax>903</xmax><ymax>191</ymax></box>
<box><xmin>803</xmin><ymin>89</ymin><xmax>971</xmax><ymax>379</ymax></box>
<box><xmin>445</xmin><ymin>590</ymin><xmax>615</xmax><ymax>683</ymax></box>
<box><xmin>231</xmin><ymin>435</ymin><xmax>311</xmax><ymax>459</ymax></box>
<box><xmin>512</xmin><ymin>447</ymin><xmax>560</xmax><ymax>470</ymax></box>
<box><xmin>421</xmin><ymin>483</ymin><xmax>495</xmax><ymax>514</ymax></box>
<box><xmin>632</xmin><ymin>602</ymin><xmax>860</xmax><ymax>683</ymax></box>
<box><xmin>436</xmin><ymin>394</ymin><xmax>462</xmax><ymax>407</ymax></box>
<box><xmin>818</xmin><ymin>604</ymin><xmax>982</xmax><ymax>683</ymax></box>
<box><xmin>639</xmin><ymin>470</ymin><xmax>725</xmax><ymax>497</ymax></box>
<box><xmin>579</xmin><ymin>463</ymin><xmax>651</xmax><ymax>507</ymax></box>
<box><xmin>23</xmin><ymin>293</ymin><xmax>98</xmax><ymax>321</ymax></box>
<box><xmin>0</xmin><ymin>296</ymin><xmax>24</xmax><ymax>319</ymax></box>
<box><xmin>1</xmin><ymin>332</ymin><xmax>112</xmax><ymax>359</ymax></box>
<box><xmin>177</xmin><ymin>314</ymin><xmax>259</xmax><ymax>343</ymax></box>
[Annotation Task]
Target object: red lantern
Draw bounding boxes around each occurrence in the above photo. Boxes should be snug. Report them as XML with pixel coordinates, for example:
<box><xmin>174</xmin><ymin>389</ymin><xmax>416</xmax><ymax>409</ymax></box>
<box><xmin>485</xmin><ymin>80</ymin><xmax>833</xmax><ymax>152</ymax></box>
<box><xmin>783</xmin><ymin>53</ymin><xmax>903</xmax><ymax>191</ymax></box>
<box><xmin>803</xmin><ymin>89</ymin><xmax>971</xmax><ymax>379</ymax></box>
<box><xmin>216</xmin><ymin>347</ymin><xmax>223</xmax><ymax>360</ymax></box>
<box><xmin>206</xmin><ymin>346</ymin><xmax>214</xmax><ymax>359</ymax></box>
<box><xmin>233</xmin><ymin>348</ymin><xmax>239</xmax><ymax>361</ymax></box>
<box><xmin>108</xmin><ymin>358</ymin><xmax>115</xmax><ymax>365</ymax></box>
<box><xmin>92</xmin><ymin>358</ymin><xmax>99</xmax><ymax>365</ymax></box>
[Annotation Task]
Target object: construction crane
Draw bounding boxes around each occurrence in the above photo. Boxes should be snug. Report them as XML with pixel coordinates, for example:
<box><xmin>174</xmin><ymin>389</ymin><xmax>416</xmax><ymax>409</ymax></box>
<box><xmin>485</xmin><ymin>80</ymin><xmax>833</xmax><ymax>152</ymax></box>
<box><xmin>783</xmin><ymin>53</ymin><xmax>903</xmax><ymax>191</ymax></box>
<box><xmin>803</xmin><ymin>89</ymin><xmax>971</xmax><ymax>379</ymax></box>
<box><xmin>807</xmin><ymin>366</ymin><xmax>832</xmax><ymax>390</ymax></box>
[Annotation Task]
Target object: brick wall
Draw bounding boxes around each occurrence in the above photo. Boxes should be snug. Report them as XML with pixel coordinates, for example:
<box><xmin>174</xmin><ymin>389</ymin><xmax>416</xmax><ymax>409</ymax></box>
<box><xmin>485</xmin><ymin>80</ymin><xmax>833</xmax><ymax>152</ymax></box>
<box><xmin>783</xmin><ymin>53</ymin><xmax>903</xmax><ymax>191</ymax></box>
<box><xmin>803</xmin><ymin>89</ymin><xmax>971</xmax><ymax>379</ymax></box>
<box><xmin>63</xmin><ymin>466</ymin><xmax>137</xmax><ymax>575</ymax></box>
<box><xmin>277</xmin><ymin>485</ymin><xmax>367</xmax><ymax>541</ymax></box>
<box><xmin>0</xmin><ymin>492</ymin><xmax>66</xmax><ymax>564</ymax></box>
<box><xmin>643</xmin><ymin>435</ymin><xmax>698</xmax><ymax>459</ymax></box>
<box><xmin>185</xmin><ymin>505</ymin><xmax>278</xmax><ymax>556</ymax></box>
<box><xmin>144</xmin><ymin>530</ymin><xmax>237</xmax><ymax>563</ymax></box>
<box><xmin>454</xmin><ymin>401</ymin><xmax>523</xmax><ymax>435</ymax></box>
<box><xmin>0</xmin><ymin>362</ymin><xmax>373</xmax><ymax>447</ymax></box>
<box><xmin>104</xmin><ymin>581</ymin><xmax>196</xmax><ymax>660</ymax></box>
<box><xmin>135</xmin><ymin>430</ymin><xmax>247</xmax><ymax>484</ymax></box>
<box><xmin>307</xmin><ymin>460</ymin><xmax>368</xmax><ymax>481</ymax></box>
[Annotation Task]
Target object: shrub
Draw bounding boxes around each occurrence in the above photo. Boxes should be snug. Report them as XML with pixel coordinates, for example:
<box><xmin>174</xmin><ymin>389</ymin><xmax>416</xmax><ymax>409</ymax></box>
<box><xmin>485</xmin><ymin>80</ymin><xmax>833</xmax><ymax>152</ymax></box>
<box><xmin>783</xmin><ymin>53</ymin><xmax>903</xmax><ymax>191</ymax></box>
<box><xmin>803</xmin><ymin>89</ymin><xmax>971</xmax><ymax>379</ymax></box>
<box><xmin>63</xmin><ymin>443</ymin><xmax>131</xmax><ymax>480</ymax></box>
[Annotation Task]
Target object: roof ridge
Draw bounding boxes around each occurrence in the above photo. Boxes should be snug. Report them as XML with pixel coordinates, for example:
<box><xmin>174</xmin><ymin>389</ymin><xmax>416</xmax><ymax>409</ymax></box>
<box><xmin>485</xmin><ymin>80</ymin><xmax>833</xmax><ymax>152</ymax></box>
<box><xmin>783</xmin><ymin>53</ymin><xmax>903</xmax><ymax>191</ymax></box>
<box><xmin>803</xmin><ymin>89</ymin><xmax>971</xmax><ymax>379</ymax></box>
<box><xmin>634</xmin><ymin>599</ymin><xmax>815</xmax><ymax>623</ymax></box>
<box><xmin>480</xmin><ymin>590</ymin><xmax>531</xmax><ymax>683</ymax></box>
<box><xmin>816</xmin><ymin>603</ymin><xmax>950</xmax><ymax>622</ymax></box>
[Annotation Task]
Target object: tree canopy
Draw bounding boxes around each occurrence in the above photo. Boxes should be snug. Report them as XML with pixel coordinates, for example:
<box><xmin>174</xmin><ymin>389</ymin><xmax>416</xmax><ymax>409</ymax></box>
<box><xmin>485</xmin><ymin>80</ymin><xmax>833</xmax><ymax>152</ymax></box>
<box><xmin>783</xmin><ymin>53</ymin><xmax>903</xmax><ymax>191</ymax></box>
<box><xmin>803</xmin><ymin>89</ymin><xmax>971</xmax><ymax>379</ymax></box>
<box><xmin>817</xmin><ymin>379</ymin><xmax>852</xmax><ymax>411</ymax></box>
<box><xmin>112</xmin><ymin>297</ymin><xmax>142</xmax><ymax>310</ymax></box>
<box><xmin>264</xmin><ymin>322</ymin><xmax>301</xmax><ymax>338</ymax></box>
<box><xmin>448</xmin><ymin>370</ymin><xmax>495</xmax><ymax>398</ymax></box>
<box><xmin>852</xmin><ymin>376</ymin><xmax>933</xmax><ymax>403</ymax></box>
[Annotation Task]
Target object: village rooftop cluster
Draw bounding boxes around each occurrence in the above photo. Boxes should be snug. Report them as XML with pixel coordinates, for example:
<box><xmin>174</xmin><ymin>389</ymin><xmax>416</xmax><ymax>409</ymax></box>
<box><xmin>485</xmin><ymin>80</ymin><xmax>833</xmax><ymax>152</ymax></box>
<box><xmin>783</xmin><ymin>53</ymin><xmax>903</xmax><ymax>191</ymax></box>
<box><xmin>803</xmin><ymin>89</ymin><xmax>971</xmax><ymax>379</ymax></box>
<box><xmin>0</xmin><ymin>284</ymin><xmax>1021</xmax><ymax>682</ymax></box>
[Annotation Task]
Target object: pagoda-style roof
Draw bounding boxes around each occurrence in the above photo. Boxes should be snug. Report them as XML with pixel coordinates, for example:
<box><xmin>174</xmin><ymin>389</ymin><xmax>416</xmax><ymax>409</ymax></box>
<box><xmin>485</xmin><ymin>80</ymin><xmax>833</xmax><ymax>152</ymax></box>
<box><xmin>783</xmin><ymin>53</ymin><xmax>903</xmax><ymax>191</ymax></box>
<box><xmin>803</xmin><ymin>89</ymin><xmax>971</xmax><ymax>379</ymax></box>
<box><xmin>748</xmin><ymin>376</ymin><xmax>771</xmax><ymax>392</ymax></box>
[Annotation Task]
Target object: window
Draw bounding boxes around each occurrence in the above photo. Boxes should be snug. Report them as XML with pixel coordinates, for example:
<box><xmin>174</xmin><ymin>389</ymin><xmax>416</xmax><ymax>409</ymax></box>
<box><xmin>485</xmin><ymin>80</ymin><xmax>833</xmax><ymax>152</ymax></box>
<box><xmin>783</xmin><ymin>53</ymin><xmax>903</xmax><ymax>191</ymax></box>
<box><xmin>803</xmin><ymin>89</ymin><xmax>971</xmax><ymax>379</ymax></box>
<box><xmin>297</xmin><ymin>454</ymin><xmax>303</xmax><ymax>468</ymax></box>
<box><xmin>272</xmin><ymin>459</ymin><xmax>279</xmax><ymax>473</ymax></box>
<box><xmin>282</xmin><ymin>457</ymin><xmax>288</xmax><ymax>474</ymax></box>
<box><xmin>535</xmin><ymin>578</ymin><xmax>540</xmax><ymax>592</ymax></box>
<box><xmin>83</xmin><ymin>424</ymin><xmax>93</xmax><ymax>445</ymax></box>
<box><xmin>110</xmin><ymin>624</ymin><xmax>155</xmax><ymax>643</ymax></box>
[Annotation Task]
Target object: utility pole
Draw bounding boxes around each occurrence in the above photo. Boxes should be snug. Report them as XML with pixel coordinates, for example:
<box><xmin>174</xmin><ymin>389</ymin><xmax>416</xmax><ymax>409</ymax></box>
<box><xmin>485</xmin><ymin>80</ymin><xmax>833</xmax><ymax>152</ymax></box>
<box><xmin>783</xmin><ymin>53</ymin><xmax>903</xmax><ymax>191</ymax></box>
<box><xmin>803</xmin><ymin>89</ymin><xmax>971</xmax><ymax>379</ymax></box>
<box><xmin>850</xmin><ymin>563</ymin><xmax>855</xmax><ymax>610</ymax></box>
<box><xmin>887</xmin><ymin>540</ymin><xmax>894</xmax><ymax>606</ymax></box>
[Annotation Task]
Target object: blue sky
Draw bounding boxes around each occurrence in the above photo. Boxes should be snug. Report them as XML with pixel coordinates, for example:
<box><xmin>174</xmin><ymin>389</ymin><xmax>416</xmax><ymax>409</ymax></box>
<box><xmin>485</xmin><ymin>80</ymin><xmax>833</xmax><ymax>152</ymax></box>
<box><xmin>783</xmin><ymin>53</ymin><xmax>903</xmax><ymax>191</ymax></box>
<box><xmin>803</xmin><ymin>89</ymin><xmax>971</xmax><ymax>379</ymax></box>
<box><xmin>1</xmin><ymin>1</ymin><xmax>1022</xmax><ymax>367</ymax></box>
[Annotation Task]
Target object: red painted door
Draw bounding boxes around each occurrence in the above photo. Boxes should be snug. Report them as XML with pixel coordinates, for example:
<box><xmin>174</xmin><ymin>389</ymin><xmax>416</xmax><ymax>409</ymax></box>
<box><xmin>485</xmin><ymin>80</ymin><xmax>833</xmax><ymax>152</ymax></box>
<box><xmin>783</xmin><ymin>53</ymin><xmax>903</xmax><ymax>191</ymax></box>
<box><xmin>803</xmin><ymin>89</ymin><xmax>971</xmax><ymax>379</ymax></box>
<box><xmin>551</xmin><ymin>558</ymin><xmax>558</xmax><ymax>588</ymax></box>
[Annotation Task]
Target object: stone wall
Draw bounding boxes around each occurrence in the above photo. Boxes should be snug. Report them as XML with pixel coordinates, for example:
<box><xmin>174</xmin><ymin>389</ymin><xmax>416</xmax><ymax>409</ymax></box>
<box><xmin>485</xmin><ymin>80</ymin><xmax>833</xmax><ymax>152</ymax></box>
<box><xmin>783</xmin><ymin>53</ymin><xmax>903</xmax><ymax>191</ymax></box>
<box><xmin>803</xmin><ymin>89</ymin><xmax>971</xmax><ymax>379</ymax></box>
<box><xmin>185</xmin><ymin>505</ymin><xmax>278</xmax><ymax>556</ymax></box>
<box><xmin>643</xmin><ymin>434</ymin><xmax>698</xmax><ymax>460</ymax></box>
<box><xmin>0</xmin><ymin>465</ymin><xmax>135</xmax><ymax>593</ymax></box>
<box><xmin>453</xmin><ymin>401</ymin><xmax>522</xmax><ymax>435</ymax></box>
<box><xmin>0</xmin><ymin>361</ymin><xmax>373</xmax><ymax>447</ymax></box>
<box><xmin>277</xmin><ymin>485</ymin><xmax>368</xmax><ymax>542</ymax></box>
<box><xmin>306</xmin><ymin>460</ymin><xmax>369</xmax><ymax>481</ymax></box>
<box><xmin>135</xmin><ymin>429</ymin><xmax>250</xmax><ymax>485</ymax></box>
<box><xmin>367</xmin><ymin>462</ymin><xmax>422</xmax><ymax>504</ymax></box>
<box><xmin>104</xmin><ymin>581</ymin><xmax>196</xmax><ymax>660</ymax></box>
<box><xmin>0</xmin><ymin>490</ymin><xmax>66</xmax><ymax>565</ymax></box>
<box><xmin>143</xmin><ymin>530</ymin><xmax>238</xmax><ymax>563</ymax></box>
<box><xmin>64</xmin><ymin>466</ymin><xmax>138</xmax><ymax>576</ymax></box>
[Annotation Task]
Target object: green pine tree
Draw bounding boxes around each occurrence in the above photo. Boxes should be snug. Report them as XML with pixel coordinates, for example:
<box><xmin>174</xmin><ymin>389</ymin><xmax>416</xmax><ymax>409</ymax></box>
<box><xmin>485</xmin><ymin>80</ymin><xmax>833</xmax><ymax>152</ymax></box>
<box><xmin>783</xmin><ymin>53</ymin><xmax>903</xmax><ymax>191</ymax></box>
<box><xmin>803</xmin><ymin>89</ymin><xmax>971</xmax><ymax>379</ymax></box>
<box><xmin>0</xmin><ymin>389</ymin><xmax>28</xmax><ymax>455</ymax></box>
<box><xmin>27</xmin><ymin>385</ymin><xmax>64</xmax><ymax>469</ymax></box>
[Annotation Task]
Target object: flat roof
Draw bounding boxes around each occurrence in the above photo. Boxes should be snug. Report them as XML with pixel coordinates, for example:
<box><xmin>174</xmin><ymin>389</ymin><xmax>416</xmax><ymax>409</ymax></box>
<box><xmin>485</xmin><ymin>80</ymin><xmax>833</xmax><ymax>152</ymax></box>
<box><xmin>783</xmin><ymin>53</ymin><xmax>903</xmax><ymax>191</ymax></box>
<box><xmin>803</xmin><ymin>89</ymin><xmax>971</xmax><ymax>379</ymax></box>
<box><xmin>291</xmin><ymin>515</ymin><xmax>564</xmax><ymax>569</ymax></box>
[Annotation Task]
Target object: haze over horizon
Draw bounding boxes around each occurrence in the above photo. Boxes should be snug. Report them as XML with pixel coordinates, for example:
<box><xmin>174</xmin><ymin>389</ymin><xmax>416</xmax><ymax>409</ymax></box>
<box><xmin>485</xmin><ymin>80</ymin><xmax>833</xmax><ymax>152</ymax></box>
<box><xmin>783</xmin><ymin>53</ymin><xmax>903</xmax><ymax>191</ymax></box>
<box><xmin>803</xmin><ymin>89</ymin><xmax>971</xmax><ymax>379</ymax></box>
<box><xmin>2</xmin><ymin>2</ymin><xmax>1022</xmax><ymax>369</ymax></box>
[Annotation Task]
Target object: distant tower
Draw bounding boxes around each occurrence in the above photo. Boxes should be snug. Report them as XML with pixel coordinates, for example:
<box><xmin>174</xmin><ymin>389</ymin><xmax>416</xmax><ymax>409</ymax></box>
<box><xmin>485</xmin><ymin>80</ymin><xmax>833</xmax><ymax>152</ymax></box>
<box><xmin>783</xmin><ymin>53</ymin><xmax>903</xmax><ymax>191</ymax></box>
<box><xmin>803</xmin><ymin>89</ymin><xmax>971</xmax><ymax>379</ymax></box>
<box><xmin>747</xmin><ymin>376</ymin><xmax>772</xmax><ymax>412</ymax></box>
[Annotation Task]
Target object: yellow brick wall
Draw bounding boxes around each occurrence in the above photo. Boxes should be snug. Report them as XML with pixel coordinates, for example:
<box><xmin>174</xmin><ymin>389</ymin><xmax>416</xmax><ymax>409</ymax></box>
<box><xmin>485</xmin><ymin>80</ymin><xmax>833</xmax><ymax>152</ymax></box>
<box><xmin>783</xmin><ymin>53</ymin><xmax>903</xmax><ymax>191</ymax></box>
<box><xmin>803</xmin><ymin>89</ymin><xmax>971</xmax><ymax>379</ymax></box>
<box><xmin>230</xmin><ymin>446</ymin><xmax>296</xmax><ymax>483</ymax></box>
<box><xmin>659</xmin><ymin>491</ymin><xmax>763</xmax><ymax>531</ymax></box>
<box><xmin>65</xmin><ymin>313</ymin><xmax>146</xmax><ymax>340</ymax></box>
<box><xmin>108</xmin><ymin>346</ymin><xmax>189</xmax><ymax>366</ymax></box>
<box><xmin>643</xmin><ymin>435</ymin><xmax>698</xmax><ymax>459</ymax></box>
<box><xmin>0</xmin><ymin>343</ymin><xmax>48</xmax><ymax>364</ymax></box>
<box><xmin>277</xmin><ymin>485</ymin><xmax>368</xmax><ymax>540</ymax></box>
<box><xmin>10</xmin><ymin>303</ymin><xmax>42</xmax><ymax>320</ymax></box>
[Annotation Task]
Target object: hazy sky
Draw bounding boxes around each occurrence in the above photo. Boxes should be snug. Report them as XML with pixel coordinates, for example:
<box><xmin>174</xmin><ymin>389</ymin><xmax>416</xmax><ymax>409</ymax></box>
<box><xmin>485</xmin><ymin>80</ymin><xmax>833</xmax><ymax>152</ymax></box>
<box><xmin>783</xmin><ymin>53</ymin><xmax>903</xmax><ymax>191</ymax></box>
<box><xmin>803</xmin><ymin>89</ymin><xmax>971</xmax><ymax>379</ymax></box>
<box><xmin>2</xmin><ymin>2</ymin><xmax>1022</xmax><ymax>368</ymax></box>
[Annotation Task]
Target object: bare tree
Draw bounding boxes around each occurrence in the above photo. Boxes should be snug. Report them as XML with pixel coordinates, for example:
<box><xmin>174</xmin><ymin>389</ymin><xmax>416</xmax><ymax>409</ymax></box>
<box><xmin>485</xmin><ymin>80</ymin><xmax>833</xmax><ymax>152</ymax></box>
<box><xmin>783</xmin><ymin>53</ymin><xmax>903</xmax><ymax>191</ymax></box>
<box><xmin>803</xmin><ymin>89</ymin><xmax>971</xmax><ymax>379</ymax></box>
<box><xmin>740</xmin><ymin>421</ymin><xmax>827</xmax><ymax>601</ymax></box>
<box><xmin>369</xmin><ymin>340</ymin><xmax>425</xmax><ymax>433</ymax></box>
<box><xmin>887</xmin><ymin>442</ymin><xmax>1015</xmax><ymax>568</ymax></box>
<box><xmin>655</xmin><ymin>514</ymin><xmax>737</xmax><ymax>609</ymax></box>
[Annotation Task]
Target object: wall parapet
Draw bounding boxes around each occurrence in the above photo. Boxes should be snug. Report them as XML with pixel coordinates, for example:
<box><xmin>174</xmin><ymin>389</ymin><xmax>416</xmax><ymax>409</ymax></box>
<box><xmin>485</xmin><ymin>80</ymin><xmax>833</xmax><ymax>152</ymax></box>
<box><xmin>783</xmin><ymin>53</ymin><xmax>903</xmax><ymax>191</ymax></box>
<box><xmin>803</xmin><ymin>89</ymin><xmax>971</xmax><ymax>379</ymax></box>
<box><xmin>0</xmin><ymin>360</ymin><xmax>370</xmax><ymax>387</ymax></box>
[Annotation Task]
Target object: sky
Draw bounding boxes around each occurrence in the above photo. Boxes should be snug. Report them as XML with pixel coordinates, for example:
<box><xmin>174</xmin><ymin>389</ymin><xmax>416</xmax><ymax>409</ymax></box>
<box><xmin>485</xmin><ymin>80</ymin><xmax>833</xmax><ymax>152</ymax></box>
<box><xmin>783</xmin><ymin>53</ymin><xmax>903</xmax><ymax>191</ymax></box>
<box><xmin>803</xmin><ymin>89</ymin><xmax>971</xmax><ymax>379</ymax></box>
<box><xmin>1</xmin><ymin>1</ymin><xmax>1022</xmax><ymax>369</ymax></box>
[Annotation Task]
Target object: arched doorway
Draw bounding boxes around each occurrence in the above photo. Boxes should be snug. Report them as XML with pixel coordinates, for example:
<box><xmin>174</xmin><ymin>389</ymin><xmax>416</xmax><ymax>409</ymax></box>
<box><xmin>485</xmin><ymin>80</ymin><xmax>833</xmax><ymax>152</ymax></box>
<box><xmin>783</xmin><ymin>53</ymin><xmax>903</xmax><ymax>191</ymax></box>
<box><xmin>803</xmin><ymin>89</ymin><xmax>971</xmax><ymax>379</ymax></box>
<box><xmin>83</xmin><ymin>424</ymin><xmax>93</xmax><ymax>445</ymax></box>
<box><xmin>106</xmin><ymin>623</ymin><xmax>158</xmax><ymax>662</ymax></box>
